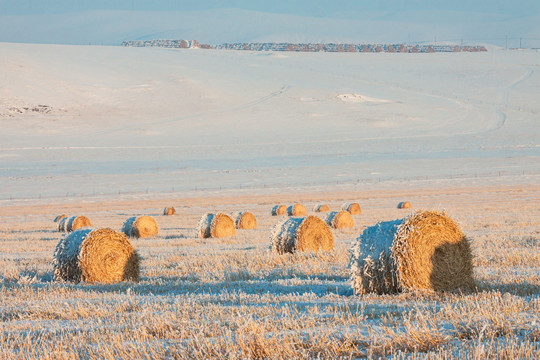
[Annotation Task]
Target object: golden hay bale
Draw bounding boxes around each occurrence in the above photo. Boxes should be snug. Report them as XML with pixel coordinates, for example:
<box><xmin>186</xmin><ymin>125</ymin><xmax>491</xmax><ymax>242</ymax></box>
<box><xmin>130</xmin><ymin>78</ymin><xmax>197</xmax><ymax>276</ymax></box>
<box><xmin>232</xmin><ymin>211</ymin><xmax>258</xmax><ymax>229</ymax></box>
<box><xmin>350</xmin><ymin>210</ymin><xmax>474</xmax><ymax>294</ymax></box>
<box><xmin>163</xmin><ymin>207</ymin><xmax>176</xmax><ymax>215</ymax></box>
<box><xmin>271</xmin><ymin>205</ymin><xmax>287</xmax><ymax>216</ymax></box>
<box><xmin>54</xmin><ymin>214</ymin><xmax>67</xmax><ymax>223</ymax></box>
<box><xmin>58</xmin><ymin>216</ymin><xmax>69</xmax><ymax>232</ymax></box>
<box><xmin>53</xmin><ymin>228</ymin><xmax>140</xmax><ymax>284</ymax></box>
<box><xmin>342</xmin><ymin>202</ymin><xmax>362</xmax><ymax>215</ymax></box>
<box><xmin>313</xmin><ymin>204</ymin><xmax>330</xmax><ymax>212</ymax></box>
<box><xmin>198</xmin><ymin>213</ymin><xmax>236</xmax><ymax>238</ymax></box>
<box><xmin>398</xmin><ymin>201</ymin><xmax>412</xmax><ymax>209</ymax></box>
<box><xmin>122</xmin><ymin>216</ymin><xmax>159</xmax><ymax>238</ymax></box>
<box><xmin>66</xmin><ymin>216</ymin><xmax>92</xmax><ymax>232</ymax></box>
<box><xmin>325</xmin><ymin>210</ymin><xmax>354</xmax><ymax>229</ymax></box>
<box><xmin>271</xmin><ymin>215</ymin><xmax>334</xmax><ymax>254</ymax></box>
<box><xmin>287</xmin><ymin>203</ymin><xmax>307</xmax><ymax>216</ymax></box>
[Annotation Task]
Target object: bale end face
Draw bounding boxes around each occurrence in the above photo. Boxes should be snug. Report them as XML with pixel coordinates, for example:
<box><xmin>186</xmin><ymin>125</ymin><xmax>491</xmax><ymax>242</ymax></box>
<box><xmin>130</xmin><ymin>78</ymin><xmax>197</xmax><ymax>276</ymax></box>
<box><xmin>122</xmin><ymin>216</ymin><xmax>158</xmax><ymax>238</ymax></box>
<box><xmin>349</xmin><ymin>211</ymin><xmax>474</xmax><ymax>295</ymax></box>
<box><xmin>287</xmin><ymin>203</ymin><xmax>307</xmax><ymax>216</ymax></box>
<box><xmin>342</xmin><ymin>202</ymin><xmax>362</xmax><ymax>215</ymax></box>
<box><xmin>67</xmin><ymin>216</ymin><xmax>92</xmax><ymax>232</ymax></box>
<box><xmin>271</xmin><ymin>205</ymin><xmax>287</xmax><ymax>216</ymax></box>
<box><xmin>398</xmin><ymin>201</ymin><xmax>412</xmax><ymax>209</ymax></box>
<box><xmin>271</xmin><ymin>215</ymin><xmax>334</xmax><ymax>254</ymax></box>
<box><xmin>53</xmin><ymin>228</ymin><xmax>140</xmax><ymax>284</ymax></box>
<box><xmin>163</xmin><ymin>207</ymin><xmax>176</xmax><ymax>215</ymax></box>
<box><xmin>325</xmin><ymin>210</ymin><xmax>354</xmax><ymax>229</ymax></box>
<box><xmin>234</xmin><ymin>211</ymin><xmax>258</xmax><ymax>229</ymax></box>
<box><xmin>314</xmin><ymin>204</ymin><xmax>330</xmax><ymax>212</ymax></box>
<box><xmin>198</xmin><ymin>213</ymin><xmax>236</xmax><ymax>238</ymax></box>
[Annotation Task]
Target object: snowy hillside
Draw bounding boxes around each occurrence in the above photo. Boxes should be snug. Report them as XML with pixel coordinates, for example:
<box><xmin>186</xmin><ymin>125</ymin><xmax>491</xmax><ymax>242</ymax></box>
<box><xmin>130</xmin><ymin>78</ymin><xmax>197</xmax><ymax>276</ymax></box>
<box><xmin>0</xmin><ymin>43</ymin><xmax>538</xmax><ymax>200</ymax></box>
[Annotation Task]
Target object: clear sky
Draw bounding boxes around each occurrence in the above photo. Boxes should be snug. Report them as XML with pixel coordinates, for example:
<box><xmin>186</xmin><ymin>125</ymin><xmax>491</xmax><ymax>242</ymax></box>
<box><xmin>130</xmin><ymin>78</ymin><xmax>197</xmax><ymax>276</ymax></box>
<box><xmin>1</xmin><ymin>0</ymin><xmax>538</xmax><ymax>17</ymax></box>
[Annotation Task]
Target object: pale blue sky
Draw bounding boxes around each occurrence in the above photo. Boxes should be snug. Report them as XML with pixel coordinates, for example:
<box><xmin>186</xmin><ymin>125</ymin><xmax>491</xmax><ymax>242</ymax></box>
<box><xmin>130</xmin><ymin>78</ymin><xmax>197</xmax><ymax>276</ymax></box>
<box><xmin>1</xmin><ymin>0</ymin><xmax>538</xmax><ymax>17</ymax></box>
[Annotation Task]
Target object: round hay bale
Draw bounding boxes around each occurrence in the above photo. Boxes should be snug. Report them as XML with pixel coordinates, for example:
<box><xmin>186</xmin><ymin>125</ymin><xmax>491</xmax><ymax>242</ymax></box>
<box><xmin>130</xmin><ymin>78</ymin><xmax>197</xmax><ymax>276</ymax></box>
<box><xmin>342</xmin><ymin>202</ymin><xmax>361</xmax><ymax>215</ymax></box>
<box><xmin>313</xmin><ymin>204</ymin><xmax>330</xmax><ymax>212</ymax></box>
<box><xmin>197</xmin><ymin>213</ymin><xmax>236</xmax><ymax>238</ymax></box>
<box><xmin>66</xmin><ymin>216</ymin><xmax>92</xmax><ymax>232</ymax></box>
<box><xmin>287</xmin><ymin>203</ymin><xmax>307</xmax><ymax>216</ymax></box>
<box><xmin>349</xmin><ymin>210</ymin><xmax>474</xmax><ymax>295</ymax></box>
<box><xmin>54</xmin><ymin>214</ymin><xmax>67</xmax><ymax>223</ymax></box>
<box><xmin>398</xmin><ymin>201</ymin><xmax>412</xmax><ymax>209</ymax></box>
<box><xmin>325</xmin><ymin>210</ymin><xmax>354</xmax><ymax>229</ymax></box>
<box><xmin>232</xmin><ymin>211</ymin><xmax>258</xmax><ymax>229</ymax></box>
<box><xmin>163</xmin><ymin>207</ymin><xmax>176</xmax><ymax>215</ymax></box>
<box><xmin>271</xmin><ymin>205</ymin><xmax>287</xmax><ymax>216</ymax></box>
<box><xmin>271</xmin><ymin>215</ymin><xmax>334</xmax><ymax>254</ymax></box>
<box><xmin>52</xmin><ymin>228</ymin><xmax>140</xmax><ymax>284</ymax></box>
<box><xmin>122</xmin><ymin>216</ymin><xmax>159</xmax><ymax>238</ymax></box>
<box><xmin>58</xmin><ymin>216</ymin><xmax>69</xmax><ymax>232</ymax></box>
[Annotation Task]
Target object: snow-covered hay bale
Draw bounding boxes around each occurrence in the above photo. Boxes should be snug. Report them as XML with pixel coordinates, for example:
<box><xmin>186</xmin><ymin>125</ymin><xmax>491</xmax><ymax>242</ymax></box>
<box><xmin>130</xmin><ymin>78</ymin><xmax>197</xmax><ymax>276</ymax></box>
<box><xmin>342</xmin><ymin>202</ymin><xmax>362</xmax><ymax>215</ymax></box>
<box><xmin>350</xmin><ymin>211</ymin><xmax>474</xmax><ymax>294</ymax></box>
<box><xmin>398</xmin><ymin>201</ymin><xmax>412</xmax><ymax>209</ymax></box>
<box><xmin>53</xmin><ymin>228</ymin><xmax>140</xmax><ymax>284</ymax></box>
<box><xmin>122</xmin><ymin>215</ymin><xmax>159</xmax><ymax>238</ymax></box>
<box><xmin>58</xmin><ymin>216</ymin><xmax>69</xmax><ymax>232</ymax></box>
<box><xmin>198</xmin><ymin>213</ymin><xmax>236</xmax><ymax>238</ymax></box>
<box><xmin>271</xmin><ymin>215</ymin><xmax>334</xmax><ymax>254</ymax></box>
<box><xmin>54</xmin><ymin>214</ymin><xmax>67</xmax><ymax>223</ymax></box>
<box><xmin>271</xmin><ymin>205</ymin><xmax>287</xmax><ymax>216</ymax></box>
<box><xmin>66</xmin><ymin>216</ymin><xmax>92</xmax><ymax>232</ymax></box>
<box><xmin>325</xmin><ymin>210</ymin><xmax>354</xmax><ymax>229</ymax></box>
<box><xmin>232</xmin><ymin>211</ymin><xmax>258</xmax><ymax>229</ymax></box>
<box><xmin>287</xmin><ymin>203</ymin><xmax>307</xmax><ymax>216</ymax></box>
<box><xmin>163</xmin><ymin>207</ymin><xmax>176</xmax><ymax>215</ymax></box>
<box><xmin>313</xmin><ymin>204</ymin><xmax>330</xmax><ymax>212</ymax></box>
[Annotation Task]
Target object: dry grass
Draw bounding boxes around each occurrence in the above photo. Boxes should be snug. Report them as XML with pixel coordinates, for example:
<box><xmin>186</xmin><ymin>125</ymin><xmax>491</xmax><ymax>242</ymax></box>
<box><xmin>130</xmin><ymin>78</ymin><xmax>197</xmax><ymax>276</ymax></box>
<box><xmin>0</xmin><ymin>185</ymin><xmax>538</xmax><ymax>359</ymax></box>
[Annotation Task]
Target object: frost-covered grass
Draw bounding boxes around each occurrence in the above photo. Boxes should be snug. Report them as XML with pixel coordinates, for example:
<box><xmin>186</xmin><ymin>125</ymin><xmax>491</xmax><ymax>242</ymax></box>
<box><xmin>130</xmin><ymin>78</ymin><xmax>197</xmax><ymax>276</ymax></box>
<box><xmin>0</xmin><ymin>185</ymin><xmax>539</xmax><ymax>359</ymax></box>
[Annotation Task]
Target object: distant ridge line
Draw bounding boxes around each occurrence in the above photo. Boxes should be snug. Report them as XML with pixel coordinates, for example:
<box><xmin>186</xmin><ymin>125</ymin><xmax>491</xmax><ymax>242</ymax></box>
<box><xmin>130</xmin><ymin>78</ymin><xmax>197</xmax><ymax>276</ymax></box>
<box><xmin>121</xmin><ymin>39</ymin><xmax>488</xmax><ymax>53</ymax></box>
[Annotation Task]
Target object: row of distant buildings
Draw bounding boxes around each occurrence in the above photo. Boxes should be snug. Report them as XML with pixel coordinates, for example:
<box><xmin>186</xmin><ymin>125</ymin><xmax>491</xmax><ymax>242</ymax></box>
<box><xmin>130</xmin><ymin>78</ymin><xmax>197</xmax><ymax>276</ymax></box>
<box><xmin>121</xmin><ymin>40</ymin><xmax>487</xmax><ymax>53</ymax></box>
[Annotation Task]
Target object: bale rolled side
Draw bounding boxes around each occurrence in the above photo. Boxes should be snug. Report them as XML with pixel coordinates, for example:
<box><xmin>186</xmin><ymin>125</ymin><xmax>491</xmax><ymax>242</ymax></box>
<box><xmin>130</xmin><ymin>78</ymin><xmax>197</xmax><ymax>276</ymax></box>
<box><xmin>163</xmin><ymin>207</ymin><xmax>176</xmax><ymax>215</ymax></box>
<box><xmin>271</xmin><ymin>215</ymin><xmax>334</xmax><ymax>254</ymax></box>
<box><xmin>66</xmin><ymin>216</ymin><xmax>92</xmax><ymax>232</ymax></box>
<box><xmin>287</xmin><ymin>203</ymin><xmax>307</xmax><ymax>216</ymax></box>
<box><xmin>349</xmin><ymin>210</ymin><xmax>474</xmax><ymax>294</ymax></box>
<box><xmin>232</xmin><ymin>211</ymin><xmax>258</xmax><ymax>229</ymax></box>
<box><xmin>122</xmin><ymin>215</ymin><xmax>159</xmax><ymax>238</ymax></box>
<box><xmin>58</xmin><ymin>216</ymin><xmax>69</xmax><ymax>232</ymax></box>
<box><xmin>271</xmin><ymin>205</ymin><xmax>287</xmax><ymax>216</ymax></box>
<box><xmin>325</xmin><ymin>210</ymin><xmax>354</xmax><ymax>229</ymax></box>
<box><xmin>198</xmin><ymin>213</ymin><xmax>236</xmax><ymax>238</ymax></box>
<box><xmin>54</xmin><ymin>214</ymin><xmax>67</xmax><ymax>223</ymax></box>
<box><xmin>53</xmin><ymin>228</ymin><xmax>140</xmax><ymax>284</ymax></box>
<box><xmin>398</xmin><ymin>201</ymin><xmax>412</xmax><ymax>209</ymax></box>
<box><xmin>342</xmin><ymin>202</ymin><xmax>362</xmax><ymax>215</ymax></box>
<box><xmin>313</xmin><ymin>204</ymin><xmax>330</xmax><ymax>212</ymax></box>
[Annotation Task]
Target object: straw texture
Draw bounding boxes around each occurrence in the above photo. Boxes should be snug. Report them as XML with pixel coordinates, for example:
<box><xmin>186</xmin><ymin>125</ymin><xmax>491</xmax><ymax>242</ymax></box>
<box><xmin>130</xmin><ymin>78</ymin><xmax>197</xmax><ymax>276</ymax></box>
<box><xmin>122</xmin><ymin>216</ymin><xmax>159</xmax><ymax>238</ymax></box>
<box><xmin>313</xmin><ymin>204</ymin><xmax>330</xmax><ymax>212</ymax></box>
<box><xmin>287</xmin><ymin>203</ymin><xmax>307</xmax><ymax>216</ymax></box>
<box><xmin>198</xmin><ymin>213</ymin><xmax>236</xmax><ymax>238</ymax></box>
<box><xmin>342</xmin><ymin>202</ymin><xmax>362</xmax><ymax>215</ymax></box>
<box><xmin>325</xmin><ymin>210</ymin><xmax>354</xmax><ymax>229</ymax></box>
<box><xmin>66</xmin><ymin>216</ymin><xmax>92</xmax><ymax>232</ymax></box>
<box><xmin>398</xmin><ymin>201</ymin><xmax>412</xmax><ymax>209</ymax></box>
<box><xmin>350</xmin><ymin>210</ymin><xmax>474</xmax><ymax>294</ymax></box>
<box><xmin>271</xmin><ymin>205</ymin><xmax>287</xmax><ymax>216</ymax></box>
<box><xmin>232</xmin><ymin>211</ymin><xmax>258</xmax><ymax>229</ymax></box>
<box><xmin>53</xmin><ymin>228</ymin><xmax>140</xmax><ymax>284</ymax></box>
<box><xmin>271</xmin><ymin>215</ymin><xmax>334</xmax><ymax>254</ymax></box>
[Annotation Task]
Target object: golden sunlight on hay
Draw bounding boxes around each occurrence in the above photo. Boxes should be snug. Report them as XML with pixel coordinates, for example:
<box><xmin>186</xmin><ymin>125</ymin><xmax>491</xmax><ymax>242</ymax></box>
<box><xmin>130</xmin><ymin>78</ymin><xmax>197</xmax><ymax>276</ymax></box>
<box><xmin>271</xmin><ymin>215</ymin><xmax>334</xmax><ymax>254</ymax></box>
<box><xmin>232</xmin><ymin>211</ymin><xmax>258</xmax><ymax>229</ymax></box>
<box><xmin>53</xmin><ymin>228</ymin><xmax>140</xmax><ymax>284</ymax></box>
<box><xmin>163</xmin><ymin>207</ymin><xmax>176</xmax><ymax>215</ymax></box>
<box><xmin>342</xmin><ymin>202</ymin><xmax>362</xmax><ymax>215</ymax></box>
<box><xmin>313</xmin><ymin>204</ymin><xmax>330</xmax><ymax>212</ymax></box>
<box><xmin>350</xmin><ymin>210</ymin><xmax>474</xmax><ymax>294</ymax></box>
<box><xmin>287</xmin><ymin>203</ymin><xmax>307</xmax><ymax>216</ymax></box>
<box><xmin>271</xmin><ymin>205</ymin><xmax>287</xmax><ymax>216</ymax></box>
<box><xmin>66</xmin><ymin>216</ymin><xmax>92</xmax><ymax>232</ymax></box>
<box><xmin>324</xmin><ymin>210</ymin><xmax>354</xmax><ymax>229</ymax></box>
<box><xmin>198</xmin><ymin>213</ymin><xmax>237</xmax><ymax>238</ymax></box>
<box><xmin>122</xmin><ymin>215</ymin><xmax>159</xmax><ymax>238</ymax></box>
<box><xmin>398</xmin><ymin>201</ymin><xmax>412</xmax><ymax>209</ymax></box>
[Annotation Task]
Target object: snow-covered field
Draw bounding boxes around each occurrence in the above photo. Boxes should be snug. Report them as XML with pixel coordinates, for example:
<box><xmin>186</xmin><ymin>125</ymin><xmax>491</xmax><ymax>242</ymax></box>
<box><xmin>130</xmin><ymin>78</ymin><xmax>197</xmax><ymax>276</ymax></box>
<box><xmin>0</xmin><ymin>43</ymin><xmax>539</xmax><ymax>358</ymax></box>
<box><xmin>1</xmin><ymin>43</ymin><xmax>538</xmax><ymax>201</ymax></box>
